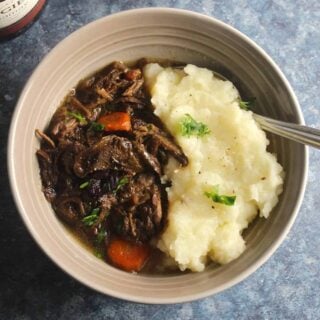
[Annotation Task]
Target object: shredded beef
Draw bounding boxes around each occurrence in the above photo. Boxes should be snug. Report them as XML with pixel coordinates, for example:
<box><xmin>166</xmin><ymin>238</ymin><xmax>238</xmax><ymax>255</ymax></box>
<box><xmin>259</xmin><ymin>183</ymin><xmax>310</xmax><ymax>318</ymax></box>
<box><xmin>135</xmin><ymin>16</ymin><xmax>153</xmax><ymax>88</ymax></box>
<box><xmin>36</xmin><ymin>60</ymin><xmax>188</xmax><ymax>267</ymax></box>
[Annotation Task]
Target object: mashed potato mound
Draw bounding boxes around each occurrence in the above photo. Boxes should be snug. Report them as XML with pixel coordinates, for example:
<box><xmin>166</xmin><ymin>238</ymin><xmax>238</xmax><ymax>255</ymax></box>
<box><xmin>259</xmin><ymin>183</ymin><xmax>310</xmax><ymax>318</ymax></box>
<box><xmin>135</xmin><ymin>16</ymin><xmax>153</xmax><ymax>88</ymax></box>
<box><xmin>143</xmin><ymin>63</ymin><xmax>284</xmax><ymax>272</ymax></box>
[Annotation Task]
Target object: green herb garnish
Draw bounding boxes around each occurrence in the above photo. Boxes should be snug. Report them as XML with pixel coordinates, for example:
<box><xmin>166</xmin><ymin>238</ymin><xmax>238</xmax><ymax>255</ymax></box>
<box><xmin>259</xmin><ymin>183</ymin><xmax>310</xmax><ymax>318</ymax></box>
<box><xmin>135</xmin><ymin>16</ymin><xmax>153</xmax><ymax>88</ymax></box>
<box><xmin>180</xmin><ymin>114</ymin><xmax>210</xmax><ymax>137</ymax></box>
<box><xmin>67</xmin><ymin>111</ymin><xmax>87</xmax><ymax>125</ymax></box>
<box><xmin>79</xmin><ymin>181</ymin><xmax>89</xmax><ymax>189</ymax></box>
<box><xmin>204</xmin><ymin>185</ymin><xmax>236</xmax><ymax>206</ymax></box>
<box><xmin>90</xmin><ymin>121</ymin><xmax>105</xmax><ymax>131</ymax></box>
<box><xmin>90</xmin><ymin>208</ymin><xmax>100</xmax><ymax>216</ymax></box>
<box><xmin>82</xmin><ymin>208</ymin><xmax>100</xmax><ymax>226</ymax></box>
<box><xmin>239</xmin><ymin>98</ymin><xmax>256</xmax><ymax>111</ymax></box>
<box><xmin>96</xmin><ymin>227</ymin><xmax>107</xmax><ymax>244</ymax></box>
<box><xmin>114</xmin><ymin>177</ymin><xmax>129</xmax><ymax>194</ymax></box>
<box><xmin>94</xmin><ymin>250</ymin><xmax>103</xmax><ymax>259</ymax></box>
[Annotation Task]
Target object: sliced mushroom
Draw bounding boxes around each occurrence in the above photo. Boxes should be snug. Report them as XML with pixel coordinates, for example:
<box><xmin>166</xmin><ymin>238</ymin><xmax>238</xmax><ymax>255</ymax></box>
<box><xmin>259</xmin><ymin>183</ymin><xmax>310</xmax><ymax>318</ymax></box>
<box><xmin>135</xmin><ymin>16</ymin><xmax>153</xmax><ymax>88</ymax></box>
<box><xmin>73</xmin><ymin>135</ymin><xmax>143</xmax><ymax>178</ymax></box>
<box><xmin>133</xmin><ymin>118</ymin><xmax>188</xmax><ymax>167</ymax></box>
<box><xmin>53</xmin><ymin>196</ymin><xmax>85</xmax><ymax>225</ymax></box>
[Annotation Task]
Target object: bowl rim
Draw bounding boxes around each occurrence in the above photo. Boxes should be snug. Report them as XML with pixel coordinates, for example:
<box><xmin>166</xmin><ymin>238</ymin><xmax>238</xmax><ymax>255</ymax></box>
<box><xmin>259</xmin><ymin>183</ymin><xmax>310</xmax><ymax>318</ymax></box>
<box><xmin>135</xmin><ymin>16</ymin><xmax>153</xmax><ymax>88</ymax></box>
<box><xmin>7</xmin><ymin>7</ymin><xmax>308</xmax><ymax>304</ymax></box>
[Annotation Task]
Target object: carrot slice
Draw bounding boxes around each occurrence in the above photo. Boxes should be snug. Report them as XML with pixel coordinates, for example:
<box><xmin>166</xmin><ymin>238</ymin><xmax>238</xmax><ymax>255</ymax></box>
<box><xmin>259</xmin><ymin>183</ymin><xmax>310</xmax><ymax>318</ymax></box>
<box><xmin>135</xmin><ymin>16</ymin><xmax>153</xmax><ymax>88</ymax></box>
<box><xmin>125</xmin><ymin>69</ymin><xmax>142</xmax><ymax>81</ymax></box>
<box><xmin>98</xmin><ymin>112</ymin><xmax>131</xmax><ymax>132</ymax></box>
<box><xmin>107</xmin><ymin>239</ymin><xmax>150</xmax><ymax>272</ymax></box>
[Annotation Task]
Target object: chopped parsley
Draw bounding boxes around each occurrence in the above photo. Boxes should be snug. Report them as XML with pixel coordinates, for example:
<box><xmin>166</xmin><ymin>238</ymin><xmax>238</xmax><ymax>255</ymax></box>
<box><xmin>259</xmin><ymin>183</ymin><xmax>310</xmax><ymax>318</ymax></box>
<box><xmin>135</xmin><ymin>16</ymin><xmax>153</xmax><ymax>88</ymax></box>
<box><xmin>239</xmin><ymin>98</ymin><xmax>256</xmax><ymax>111</ymax></box>
<box><xmin>82</xmin><ymin>208</ymin><xmax>100</xmax><ymax>226</ymax></box>
<box><xmin>114</xmin><ymin>176</ymin><xmax>129</xmax><ymax>194</ymax></box>
<box><xmin>96</xmin><ymin>227</ymin><xmax>107</xmax><ymax>244</ymax></box>
<box><xmin>204</xmin><ymin>185</ymin><xmax>236</xmax><ymax>206</ymax></box>
<box><xmin>180</xmin><ymin>114</ymin><xmax>210</xmax><ymax>137</ymax></box>
<box><xmin>67</xmin><ymin>111</ymin><xmax>87</xmax><ymax>125</ymax></box>
<box><xmin>90</xmin><ymin>121</ymin><xmax>105</xmax><ymax>131</ymax></box>
<box><xmin>94</xmin><ymin>250</ymin><xmax>103</xmax><ymax>259</ymax></box>
<box><xmin>79</xmin><ymin>181</ymin><xmax>89</xmax><ymax>189</ymax></box>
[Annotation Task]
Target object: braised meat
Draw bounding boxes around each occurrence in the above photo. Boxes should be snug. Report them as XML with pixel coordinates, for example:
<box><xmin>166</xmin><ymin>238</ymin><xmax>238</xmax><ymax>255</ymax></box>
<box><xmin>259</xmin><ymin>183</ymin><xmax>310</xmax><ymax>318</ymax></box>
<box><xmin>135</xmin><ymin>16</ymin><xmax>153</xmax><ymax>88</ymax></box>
<box><xmin>73</xmin><ymin>135</ymin><xmax>143</xmax><ymax>177</ymax></box>
<box><xmin>111</xmin><ymin>173</ymin><xmax>164</xmax><ymax>242</ymax></box>
<box><xmin>36</xmin><ymin>60</ymin><xmax>188</xmax><ymax>272</ymax></box>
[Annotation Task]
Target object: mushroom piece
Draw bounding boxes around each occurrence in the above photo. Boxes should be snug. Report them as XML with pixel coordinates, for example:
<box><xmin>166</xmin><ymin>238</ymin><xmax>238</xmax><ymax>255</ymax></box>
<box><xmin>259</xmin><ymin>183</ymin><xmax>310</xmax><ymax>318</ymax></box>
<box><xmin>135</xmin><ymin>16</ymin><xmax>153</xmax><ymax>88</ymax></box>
<box><xmin>73</xmin><ymin>135</ymin><xmax>143</xmax><ymax>178</ymax></box>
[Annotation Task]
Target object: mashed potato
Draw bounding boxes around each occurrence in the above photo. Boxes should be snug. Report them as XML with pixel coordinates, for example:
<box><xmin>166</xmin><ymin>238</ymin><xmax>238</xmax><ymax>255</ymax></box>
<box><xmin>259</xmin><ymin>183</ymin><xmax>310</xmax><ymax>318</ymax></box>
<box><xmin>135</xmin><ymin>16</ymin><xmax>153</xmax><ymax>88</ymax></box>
<box><xmin>143</xmin><ymin>63</ymin><xmax>284</xmax><ymax>272</ymax></box>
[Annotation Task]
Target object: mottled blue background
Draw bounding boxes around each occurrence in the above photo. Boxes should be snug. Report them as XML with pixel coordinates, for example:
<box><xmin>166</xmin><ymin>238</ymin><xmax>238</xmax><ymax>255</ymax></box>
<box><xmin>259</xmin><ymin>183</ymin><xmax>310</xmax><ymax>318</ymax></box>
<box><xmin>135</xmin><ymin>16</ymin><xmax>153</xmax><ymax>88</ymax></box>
<box><xmin>1</xmin><ymin>1</ymin><xmax>320</xmax><ymax>319</ymax></box>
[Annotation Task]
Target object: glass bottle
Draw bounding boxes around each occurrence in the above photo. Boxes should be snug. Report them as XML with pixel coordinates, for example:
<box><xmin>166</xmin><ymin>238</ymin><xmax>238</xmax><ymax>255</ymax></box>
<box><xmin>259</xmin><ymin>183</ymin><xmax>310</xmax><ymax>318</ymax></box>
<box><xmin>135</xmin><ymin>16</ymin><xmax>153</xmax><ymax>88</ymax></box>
<box><xmin>0</xmin><ymin>0</ymin><xmax>46</xmax><ymax>39</ymax></box>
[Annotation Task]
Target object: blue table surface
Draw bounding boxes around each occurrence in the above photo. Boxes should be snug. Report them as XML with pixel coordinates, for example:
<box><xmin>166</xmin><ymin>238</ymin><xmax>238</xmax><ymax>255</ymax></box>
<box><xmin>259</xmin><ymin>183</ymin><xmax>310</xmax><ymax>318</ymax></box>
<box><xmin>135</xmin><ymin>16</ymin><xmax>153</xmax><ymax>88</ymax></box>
<box><xmin>1</xmin><ymin>1</ymin><xmax>319</xmax><ymax>319</ymax></box>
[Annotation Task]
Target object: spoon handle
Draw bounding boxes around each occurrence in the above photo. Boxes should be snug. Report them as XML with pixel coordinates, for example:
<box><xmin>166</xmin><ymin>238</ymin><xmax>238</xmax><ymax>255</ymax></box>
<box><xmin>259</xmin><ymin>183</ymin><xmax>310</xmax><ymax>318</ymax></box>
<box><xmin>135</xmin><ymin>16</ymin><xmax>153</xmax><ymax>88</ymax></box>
<box><xmin>253</xmin><ymin>114</ymin><xmax>320</xmax><ymax>149</ymax></box>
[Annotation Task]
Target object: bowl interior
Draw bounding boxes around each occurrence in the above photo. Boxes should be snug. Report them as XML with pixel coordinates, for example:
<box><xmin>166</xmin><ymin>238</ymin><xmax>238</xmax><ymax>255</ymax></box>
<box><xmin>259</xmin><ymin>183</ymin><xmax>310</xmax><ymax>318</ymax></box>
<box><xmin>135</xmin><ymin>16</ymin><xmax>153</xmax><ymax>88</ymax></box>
<box><xmin>8</xmin><ymin>8</ymin><xmax>307</xmax><ymax>303</ymax></box>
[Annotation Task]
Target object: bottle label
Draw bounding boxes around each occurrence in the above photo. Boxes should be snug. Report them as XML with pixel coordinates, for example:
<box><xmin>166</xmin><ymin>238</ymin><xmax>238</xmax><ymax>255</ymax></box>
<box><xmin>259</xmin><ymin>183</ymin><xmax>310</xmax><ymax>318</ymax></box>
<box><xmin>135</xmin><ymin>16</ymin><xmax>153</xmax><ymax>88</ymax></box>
<box><xmin>0</xmin><ymin>0</ymin><xmax>39</xmax><ymax>29</ymax></box>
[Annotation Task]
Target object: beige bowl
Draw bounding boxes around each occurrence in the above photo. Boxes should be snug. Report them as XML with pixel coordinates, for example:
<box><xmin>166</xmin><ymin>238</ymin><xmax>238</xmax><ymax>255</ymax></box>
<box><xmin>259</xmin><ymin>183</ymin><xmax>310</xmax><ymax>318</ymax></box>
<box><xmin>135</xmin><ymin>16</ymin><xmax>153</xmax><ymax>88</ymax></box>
<box><xmin>8</xmin><ymin>8</ymin><xmax>308</xmax><ymax>303</ymax></box>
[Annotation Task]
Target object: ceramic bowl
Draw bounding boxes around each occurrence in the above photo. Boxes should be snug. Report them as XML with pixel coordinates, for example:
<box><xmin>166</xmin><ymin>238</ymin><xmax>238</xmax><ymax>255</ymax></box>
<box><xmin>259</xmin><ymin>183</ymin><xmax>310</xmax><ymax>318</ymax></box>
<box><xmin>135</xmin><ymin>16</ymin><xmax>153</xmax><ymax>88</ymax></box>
<box><xmin>8</xmin><ymin>8</ymin><xmax>308</xmax><ymax>303</ymax></box>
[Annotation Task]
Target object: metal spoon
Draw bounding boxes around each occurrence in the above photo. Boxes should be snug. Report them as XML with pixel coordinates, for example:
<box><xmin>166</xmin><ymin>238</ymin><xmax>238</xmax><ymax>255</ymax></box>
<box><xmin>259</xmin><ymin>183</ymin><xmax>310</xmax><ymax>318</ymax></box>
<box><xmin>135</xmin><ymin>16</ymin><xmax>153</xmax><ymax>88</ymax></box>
<box><xmin>252</xmin><ymin>114</ymin><xmax>320</xmax><ymax>149</ymax></box>
<box><xmin>174</xmin><ymin>66</ymin><xmax>320</xmax><ymax>149</ymax></box>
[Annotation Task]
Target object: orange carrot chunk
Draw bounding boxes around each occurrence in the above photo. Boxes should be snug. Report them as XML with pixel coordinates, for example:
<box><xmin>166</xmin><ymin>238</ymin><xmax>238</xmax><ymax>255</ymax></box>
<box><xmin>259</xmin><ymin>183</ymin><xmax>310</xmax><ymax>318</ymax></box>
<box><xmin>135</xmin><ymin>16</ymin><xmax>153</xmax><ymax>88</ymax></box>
<box><xmin>125</xmin><ymin>69</ymin><xmax>142</xmax><ymax>81</ymax></box>
<box><xmin>107</xmin><ymin>239</ymin><xmax>150</xmax><ymax>272</ymax></box>
<box><xmin>98</xmin><ymin>112</ymin><xmax>131</xmax><ymax>132</ymax></box>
